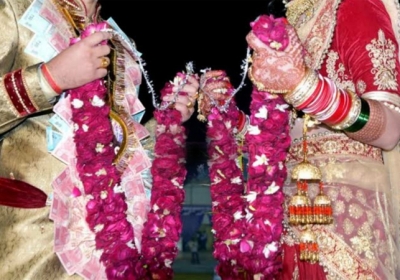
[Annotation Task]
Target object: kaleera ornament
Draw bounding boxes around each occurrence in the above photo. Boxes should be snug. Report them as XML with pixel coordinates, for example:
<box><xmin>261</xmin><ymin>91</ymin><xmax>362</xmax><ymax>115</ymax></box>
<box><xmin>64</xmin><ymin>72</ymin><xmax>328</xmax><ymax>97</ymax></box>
<box><xmin>299</xmin><ymin>225</ymin><xmax>319</xmax><ymax>263</ymax></box>
<box><xmin>313</xmin><ymin>181</ymin><xmax>333</xmax><ymax>224</ymax></box>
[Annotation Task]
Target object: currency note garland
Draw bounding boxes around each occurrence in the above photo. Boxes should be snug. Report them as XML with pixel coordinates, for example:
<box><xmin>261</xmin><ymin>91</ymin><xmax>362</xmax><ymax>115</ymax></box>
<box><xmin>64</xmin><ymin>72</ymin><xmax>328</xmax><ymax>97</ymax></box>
<box><xmin>69</xmin><ymin>22</ymin><xmax>188</xmax><ymax>279</ymax></box>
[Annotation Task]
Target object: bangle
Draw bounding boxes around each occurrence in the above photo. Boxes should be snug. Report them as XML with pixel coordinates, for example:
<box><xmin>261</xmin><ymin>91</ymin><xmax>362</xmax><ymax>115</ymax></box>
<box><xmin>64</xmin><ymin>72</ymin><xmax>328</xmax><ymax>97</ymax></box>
<box><xmin>41</xmin><ymin>63</ymin><xmax>63</xmax><ymax>94</ymax></box>
<box><xmin>346</xmin><ymin>99</ymin><xmax>385</xmax><ymax>142</ymax></box>
<box><xmin>344</xmin><ymin>98</ymin><xmax>370</xmax><ymax>133</ymax></box>
<box><xmin>330</xmin><ymin>90</ymin><xmax>362</xmax><ymax>130</ymax></box>
<box><xmin>235</xmin><ymin>111</ymin><xmax>249</xmax><ymax>140</ymax></box>
<box><xmin>284</xmin><ymin>68</ymin><xmax>319</xmax><ymax>105</ymax></box>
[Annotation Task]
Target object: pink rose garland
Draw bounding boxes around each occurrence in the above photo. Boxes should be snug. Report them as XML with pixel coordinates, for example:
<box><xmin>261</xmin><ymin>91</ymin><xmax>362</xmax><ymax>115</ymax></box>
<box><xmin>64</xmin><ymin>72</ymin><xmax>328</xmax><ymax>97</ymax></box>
<box><xmin>206</xmin><ymin>73</ymin><xmax>290</xmax><ymax>279</ymax></box>
<box><xmin>250</xmin><ymin>15</ymin><xmax>289</xmax><ymax>51</ymax></box>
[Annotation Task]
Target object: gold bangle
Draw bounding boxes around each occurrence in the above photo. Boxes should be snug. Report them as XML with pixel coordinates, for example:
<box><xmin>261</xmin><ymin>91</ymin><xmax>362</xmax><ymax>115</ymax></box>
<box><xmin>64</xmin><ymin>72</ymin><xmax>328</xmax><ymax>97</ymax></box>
<box><xmin>284</xmin><ymin>68</ymin><xmax>319</xmax><ymax>105</ymax></box>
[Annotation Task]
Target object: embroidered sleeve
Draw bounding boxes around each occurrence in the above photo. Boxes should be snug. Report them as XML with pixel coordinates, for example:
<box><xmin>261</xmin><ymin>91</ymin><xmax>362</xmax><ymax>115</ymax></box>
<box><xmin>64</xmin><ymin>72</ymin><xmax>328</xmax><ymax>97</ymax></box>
<box><xmin>0</xmin><ymin>0</ymin><xmax>53</xmax><ymax>135</ymax></box>
<box><xmin>333</xmin><ymin>0</ymin><xmax>400</xmax><ymax>95</ymax></box>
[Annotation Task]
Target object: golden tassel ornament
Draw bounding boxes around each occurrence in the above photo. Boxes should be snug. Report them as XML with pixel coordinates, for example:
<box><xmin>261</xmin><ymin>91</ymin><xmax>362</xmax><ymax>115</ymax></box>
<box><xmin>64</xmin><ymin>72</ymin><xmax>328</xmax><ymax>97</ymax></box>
<box><xmin>299</xmin><ymin>225</ymin><xmax>319</xmax><ymax>263</ymax></box>
<box><xmin>288</xmin><ymin>114</ymin><xmax>333</xmax><ymax>263</ymax></box>
<box><xmin>313</xmin><ymin>181</ymin><xmax>333</xmax><ymax>224</ymax></box>
<box><xmin>288</xmin><ymin>114</ymin><xmax>320</xmax><ymax>225</ymax></box>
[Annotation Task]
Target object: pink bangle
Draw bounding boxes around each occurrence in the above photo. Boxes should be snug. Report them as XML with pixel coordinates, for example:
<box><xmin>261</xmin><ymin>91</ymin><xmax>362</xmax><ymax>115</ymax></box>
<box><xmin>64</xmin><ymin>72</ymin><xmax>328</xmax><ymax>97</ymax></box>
<box><xmin>41</xmin><ymin>63</ymin><xmax>63</xmax><ymax>94</ymax></box>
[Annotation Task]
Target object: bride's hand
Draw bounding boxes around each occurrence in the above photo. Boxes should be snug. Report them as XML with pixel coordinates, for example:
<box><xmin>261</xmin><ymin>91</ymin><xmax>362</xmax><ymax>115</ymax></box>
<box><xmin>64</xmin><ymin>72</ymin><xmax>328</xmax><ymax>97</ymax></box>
<box><xmin>246</xmin><ymin>15</ymin><xmax>307</xmax><ymax>94</ymax></box>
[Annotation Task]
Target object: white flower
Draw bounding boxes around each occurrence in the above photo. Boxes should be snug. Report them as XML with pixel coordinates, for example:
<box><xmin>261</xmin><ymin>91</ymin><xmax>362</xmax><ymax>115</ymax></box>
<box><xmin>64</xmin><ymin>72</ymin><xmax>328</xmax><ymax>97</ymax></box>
<box><xmin>212</xmin><ymin>176</ymin><xmax>222</xmax><ymax>184</ymax></box>
<box><xmin>94</xmin><ymin>224</ymin><xmax>104</xmax><ymax>233</ymax></box>
<box><xmin>265</xmin><ymin>182</ymin><xmax>279</xmax><ymax>195</ymax></box>
<box><xmin>91</xmin><ymin>95</ymin><xmax>105</xmax><ymax>107</ymax></box>
<box><xmin>245</xmin><ymin>208</ymin><xmax>254</xmax><ymax>221</ymax></box>
<box><xmin>71</xmin><ymin>98</ymin><xmax>84</xmax><ymax>108</ymax></box>
<box><xmin>255</xmin><ymin>105</ymin><xmax>268</xmax><ymax>119</ymax></box>
<box><xmin>231</xmin><ymin>176</ymin><xmax>242</xmax><ymax>185</ymax></box>
<box><xmin>233</xmin><ymin>211</ymin><xmax>244</xmax><ymax>221</ymax></box>
<box><xmin>95</xmin><ymin>168</ymin><xmax>107</xmax><ymax>176</ymax></box>
<box><xmin>82</xmin><ymin>124</ymin><xmax>89</xmax><ymax>132</ymax></box>
<box><xmin>252</xmin><ymin>154</ymin><xmax>269</xmax><ymax>167</ymax></box>
<box><xmin>73</xmin><ymin>123</ymin><xmax>79</xmax><ymax>131</ymax></box>
<box><xmin>126</xmin><ymin>241</ymin><xmax>135</xmax><ymax>249</ymax></box>
<box><xmin>95</xmin><ymin>143</ymin><xmax>104</xmax><ymax>153</ymax></box>
<box><xmin>263</xmin><ymin>242</ymin><xmax>278</xmax><ymax>258</ymax></box>
<box><xmin>100</xmin><ymin>191</ymin><xmax>108</xmax><ymax>199</ymax></box>
<box><xmin>225</xmin><ymin>120</ymin><xmax>232</xmax><ymax>129</ymax></box>
<box><xmin>275</xmin><ymin>103</ymin><xmax>289</xmax><ymax>112</ymax></box>
<box><xmin>248</xmin><ymin>125</ymin><xmax>261</xmax><ymax>135</ymax></box>
<box><xmin>278</xmin><ymin>162</ymin><xmax>284</xmax><ymax>170</ymax></box>
<box><xmin>270</xmin><ymin>41</ymin><xmax>282</xmax><ymax>50</ymax></box>
<box><xmin>113</xmin><ymin>184</ymin><xmax>124</xmax><ymax>193</ymax></box>
<box><xmin>153</xmin><ymin>204</ymin><xmax>160</xmax><ymax>211</ymax></box>
<box><xmin>164</xmin><ymin>259</ymin><xmax>173</xmax><ymax>268</ymax></box>
<box><xmin>244</xmin><ymin>191</ymin><xmax>257</xmax><ymax>203</ymax></box>
<box><xmin>171</xmin><ymin>178</ymin><xmax>182</xmax><ymax>188</ymax></box>
<box><xmin>171</xmin><ymin>75</ymin><xmax>183</xmax><ymax>86</ymax></box>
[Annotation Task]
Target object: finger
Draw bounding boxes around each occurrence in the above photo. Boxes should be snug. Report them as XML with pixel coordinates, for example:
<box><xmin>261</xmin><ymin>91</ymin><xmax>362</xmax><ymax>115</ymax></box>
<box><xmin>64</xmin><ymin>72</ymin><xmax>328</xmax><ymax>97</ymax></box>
<box><xmin>94</xmin><ymin>68</ymin><xmax>108</xmax><ymax>79</ymax></box>
<box><xmin>162</xmin><ymin>94</ymin><xmax>177</xmax><ymax>102</ymax></box>
<box><xmin>83</xmin><ymin>31</ymin><xmax>112</xmax><ymax>46</ymax></box>
<box><xmin>173</xmin><ymin>102</ymin><xmax>194</xmax><ymax>121</ymax></box>
<box><xmin>97</xmin><ymin>56</ymin><xmax>110</xmax><ymax>69</ymax></box>
<box><xmin>187</xmin><ymin>75</ymin><xmax>200</xmax><ymax>86</ymax></box>
<box><xmin>179</xmin><ymin>84</ymin><xmax>198</xmax><ymax>96</ymax></box>
<box><xmin>93</xmin><ymin>44</ymin><xmax>111</xmax><ymax>57</ymax></box>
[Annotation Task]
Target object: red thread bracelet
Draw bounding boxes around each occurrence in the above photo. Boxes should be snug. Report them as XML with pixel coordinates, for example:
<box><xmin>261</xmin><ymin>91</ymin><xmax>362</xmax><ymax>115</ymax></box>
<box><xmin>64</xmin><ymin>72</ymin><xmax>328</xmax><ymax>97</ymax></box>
<box><xmin>41</xmin><ymin>63</ymin><xmax>63</xmax><ymax>94</ymax></box>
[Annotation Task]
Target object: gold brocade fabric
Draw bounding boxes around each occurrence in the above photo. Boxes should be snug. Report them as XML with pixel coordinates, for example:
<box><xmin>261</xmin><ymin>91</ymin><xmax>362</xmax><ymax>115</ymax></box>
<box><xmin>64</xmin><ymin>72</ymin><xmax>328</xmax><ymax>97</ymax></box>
<box><xmin>0</xmin><ymin>0</ymin><xmax>87</xmax><ymax>279</ymax></box>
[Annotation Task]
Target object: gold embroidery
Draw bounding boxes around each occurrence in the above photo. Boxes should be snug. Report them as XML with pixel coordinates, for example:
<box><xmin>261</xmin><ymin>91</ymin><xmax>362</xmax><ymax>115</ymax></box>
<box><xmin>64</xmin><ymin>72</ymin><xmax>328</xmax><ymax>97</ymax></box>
<box><xmin>296</xmin><ymin>0</ymin><xmax>341</xmax><ymax>70</ymax></box>
<box><xmin>356</xmin><ymin>190</ymin><xmax>367</xmax><ymax>204</ymax></box>
<box><xmin>366</xmin><ymin>29</ymin><xmax>398</xmax><ymax>91</ymax></box>
<box><xmin>340</xmin><ymin>186</ymin><xmax>353</xmax><ymax>202</ymax></box>
<box><xmin>357</xmin><ymin>80</ymin><xmax>367</xmax><ymax>94</ymax></box>
<box><xmin>286</xmin><ymin>0</ymin><xmax>322</xmax><ymax>28</ymax></box>
<box><xmin>326</xmin><ymin>50</ymin><xmax>356</xmax><ymax>92</ymax></box>
<box><xmin>317</xmin><ymin>227</ymin><xmax>379</xmax><ymax>279</ymax></box>
<box><xmin>350</xmin><ymin>223</ymin><xmax>375</xmax><ymax>260</ymax></box>
<box><xmin>343</xmin><ymin>218</ymin><xmax>354</xmax><ymax>235</ymax></box>
<box><xmin>327</xmin><ymin>188</ymin><xmax>339</xmax><ymax>201</ymax></box>
<box><xmin>334</xmin><ymin>199</ymin><xmax>345</xmax><ymax>215</ymax></box>
<box><xmin>349</xmin><ymin>203</ymin><xmax>363</xmax><ymax>219</ymax></box>
<box><xmin>288</xmin><ymin>132</ymin><xmax>383</xmax><ymax>163</ymax></box>
<box><xmin>366</xmin><ymin>211</ymin><xmax>376</xmax><ymax>228</ymax></box>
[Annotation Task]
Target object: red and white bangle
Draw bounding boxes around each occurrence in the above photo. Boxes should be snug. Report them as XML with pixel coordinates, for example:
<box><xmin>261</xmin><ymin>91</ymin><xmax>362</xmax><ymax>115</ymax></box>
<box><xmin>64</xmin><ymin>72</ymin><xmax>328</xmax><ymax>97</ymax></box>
<box><xmin>284</xmin><ymin>69</ymin><xmax>363</xmax><ymax>130</ymax></box>
<box><xmin>40</xmin><ymin>63</ymin><xmax>63</xmax><ymax>94</ymax></box>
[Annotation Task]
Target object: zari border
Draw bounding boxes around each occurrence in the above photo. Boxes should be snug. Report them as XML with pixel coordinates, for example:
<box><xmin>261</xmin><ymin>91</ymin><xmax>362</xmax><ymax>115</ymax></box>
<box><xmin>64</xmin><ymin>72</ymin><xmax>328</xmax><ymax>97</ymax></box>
<box><xmin>317</xmin><ymin>226</ymin><xmax>380</xmax><ymax>279</ymax></box>
<box><xmin>0</xmin><ymin>79</ymin><xmax>20</xmax><ymax>118</ymax></box>
<box><xmin>297</xmin><ymin>0</ymin><xmax>342</xmax><ymax>70</ymax></box>
<box><xmin>3</xmin><ymin>70</ymin><xmax>34</xmax><ymax>116</ymax></box>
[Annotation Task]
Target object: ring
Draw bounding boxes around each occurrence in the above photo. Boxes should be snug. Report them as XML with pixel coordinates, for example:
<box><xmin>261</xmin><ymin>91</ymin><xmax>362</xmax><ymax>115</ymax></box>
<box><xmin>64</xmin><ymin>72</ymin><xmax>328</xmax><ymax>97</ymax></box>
<box><xmin>100</xmin><ymin>57</ymin><xmax>109</xmax><ymax>68</ymax></box>
<box><xmin>186</xmin><ymin>101</ymin><xmax>194</xmax><ymax>108</ymax></box>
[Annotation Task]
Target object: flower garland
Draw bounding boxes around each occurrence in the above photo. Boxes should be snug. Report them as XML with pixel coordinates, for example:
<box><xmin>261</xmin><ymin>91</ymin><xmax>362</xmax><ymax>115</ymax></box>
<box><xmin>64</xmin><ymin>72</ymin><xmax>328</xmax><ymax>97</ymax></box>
<box><xmin>69</xmin><ymin>23</ymin><xmax>187</xmax><ymax>280</ymax></box>
<box><xmin>206</xmin><ymin>75</ymin><xmax>290</xmax><ymax>279</ymax></box>
<box><xmin>206</xmin><ymin>16</ymin><xmax>291</xmax><ymax>279</ymax></box>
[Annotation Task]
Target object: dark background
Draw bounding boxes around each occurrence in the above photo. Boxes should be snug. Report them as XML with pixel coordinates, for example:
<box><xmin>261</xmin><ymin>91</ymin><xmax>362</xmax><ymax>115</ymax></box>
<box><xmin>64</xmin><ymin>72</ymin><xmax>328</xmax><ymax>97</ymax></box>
<box><xmin>99</xmin><ymin>1</ymin><xmax>275</xmax><ymax>142</ymax></box>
